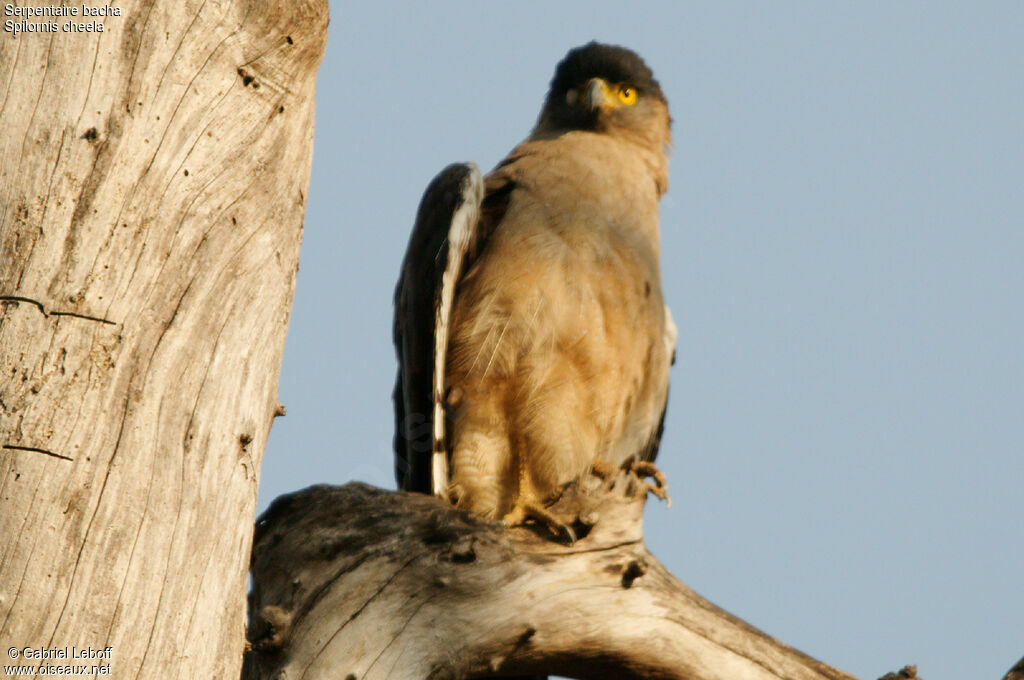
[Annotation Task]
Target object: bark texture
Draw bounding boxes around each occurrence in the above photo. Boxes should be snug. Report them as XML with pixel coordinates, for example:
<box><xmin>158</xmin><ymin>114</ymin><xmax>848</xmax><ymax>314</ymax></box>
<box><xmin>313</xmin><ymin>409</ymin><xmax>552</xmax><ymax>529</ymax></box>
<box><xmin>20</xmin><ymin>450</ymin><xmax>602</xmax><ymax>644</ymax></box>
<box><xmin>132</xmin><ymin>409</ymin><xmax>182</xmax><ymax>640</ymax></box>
<box><xmin>0</xmin><ymin>1</ymin><xmax>327</xmax><ymax>677</ymax></box>
<box><xmin>245</xmin><ymin>476</ymin><xmax>861</xmax><ymax>680</ymax></box>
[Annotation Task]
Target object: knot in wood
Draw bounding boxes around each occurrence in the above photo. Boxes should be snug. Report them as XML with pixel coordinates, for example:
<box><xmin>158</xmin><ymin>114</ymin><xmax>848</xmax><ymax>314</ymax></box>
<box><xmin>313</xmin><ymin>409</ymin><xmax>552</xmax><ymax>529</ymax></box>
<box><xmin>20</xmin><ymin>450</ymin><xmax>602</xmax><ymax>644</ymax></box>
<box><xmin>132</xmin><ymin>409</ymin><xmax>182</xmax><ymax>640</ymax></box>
<box><xmin>448</xmin><ymin>536</ymin><xmax>476</xmax><ymax>563</ymax></box>
<box><xmin>621</xmin><ymin>558</ymin><xmax>648</xmax><ymax>588</ymax></box>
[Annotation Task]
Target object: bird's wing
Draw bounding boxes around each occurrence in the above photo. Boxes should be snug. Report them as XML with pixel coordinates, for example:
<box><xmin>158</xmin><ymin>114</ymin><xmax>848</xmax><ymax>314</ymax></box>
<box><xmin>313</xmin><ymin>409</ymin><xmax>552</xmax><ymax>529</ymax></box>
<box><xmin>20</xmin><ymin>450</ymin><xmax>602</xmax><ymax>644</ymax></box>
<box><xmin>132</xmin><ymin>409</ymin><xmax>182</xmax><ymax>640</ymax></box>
<box><xmin>640</xmin><ymin>304</ymin><xmax>677</xmax><ymax>463</ymax></box>
<box><xmin>393</xmin><ymin>163</ymin><xmax>485</xmax><ymax>495</ymax></box>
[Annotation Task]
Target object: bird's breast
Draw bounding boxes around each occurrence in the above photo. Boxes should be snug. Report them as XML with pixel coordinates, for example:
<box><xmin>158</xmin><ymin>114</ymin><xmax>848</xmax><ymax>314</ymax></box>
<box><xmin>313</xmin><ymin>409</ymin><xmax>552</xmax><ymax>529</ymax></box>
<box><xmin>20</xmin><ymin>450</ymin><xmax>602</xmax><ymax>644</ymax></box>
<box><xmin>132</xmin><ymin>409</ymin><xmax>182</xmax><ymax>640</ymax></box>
<box><xmin>447</xmin><ymin>200</ymin><xmax>668</xmax><ymax>447</ymax></box>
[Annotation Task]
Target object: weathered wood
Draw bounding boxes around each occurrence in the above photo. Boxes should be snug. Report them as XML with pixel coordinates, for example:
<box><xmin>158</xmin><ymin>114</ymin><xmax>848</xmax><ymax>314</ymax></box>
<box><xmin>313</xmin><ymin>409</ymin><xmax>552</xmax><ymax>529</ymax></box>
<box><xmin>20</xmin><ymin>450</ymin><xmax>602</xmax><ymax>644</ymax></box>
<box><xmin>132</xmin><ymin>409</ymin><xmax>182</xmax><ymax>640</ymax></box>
<box><xmin>245</xmin><ymin>475</ymin><xmax>860</xmax><ymax>680</ymax></box>
<box><xmin>0</xmin><ymin>1</ymin><xmax>327</xmax><ymax>677</ymax></box>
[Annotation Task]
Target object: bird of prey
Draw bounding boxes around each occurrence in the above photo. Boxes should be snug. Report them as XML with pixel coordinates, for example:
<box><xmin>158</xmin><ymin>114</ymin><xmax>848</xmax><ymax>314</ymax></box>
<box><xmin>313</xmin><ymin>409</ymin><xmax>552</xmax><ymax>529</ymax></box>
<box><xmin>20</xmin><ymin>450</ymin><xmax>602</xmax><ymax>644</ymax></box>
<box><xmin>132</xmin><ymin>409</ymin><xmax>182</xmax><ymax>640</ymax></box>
<box><xmin>393</xmin><ymin>42</ymin><xmax>676</xmax><ymax>535</ymax></box>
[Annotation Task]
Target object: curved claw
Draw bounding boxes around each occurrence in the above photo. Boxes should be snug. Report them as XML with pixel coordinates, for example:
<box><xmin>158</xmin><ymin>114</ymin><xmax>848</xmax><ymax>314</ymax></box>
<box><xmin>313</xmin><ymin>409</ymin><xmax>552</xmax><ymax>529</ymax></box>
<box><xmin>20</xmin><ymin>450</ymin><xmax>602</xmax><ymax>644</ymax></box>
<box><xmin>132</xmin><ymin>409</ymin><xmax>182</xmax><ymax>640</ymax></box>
<box><xmin>503</xmin><ymin>502</ymin><xmax>577</xmax><ymax>543</ymax></box>
<box><xmin>630</xmin><ymin>460</ymin><xmax>671</xmax><ymax>507</ymax></box>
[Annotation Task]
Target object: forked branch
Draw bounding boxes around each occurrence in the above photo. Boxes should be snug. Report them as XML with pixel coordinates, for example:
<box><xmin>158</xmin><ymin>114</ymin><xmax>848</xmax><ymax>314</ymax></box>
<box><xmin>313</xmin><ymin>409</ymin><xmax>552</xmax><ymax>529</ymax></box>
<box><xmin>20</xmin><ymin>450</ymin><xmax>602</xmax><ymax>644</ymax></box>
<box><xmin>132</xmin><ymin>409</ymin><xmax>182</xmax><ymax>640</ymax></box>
<box><xmin>243</xmin><ymin>472</ymin><xmax>872</xmax><ymax>680</ymax></box>
<box><xmin>245</xmin><ymin>474</ymin><xmax>1020</xmax><ymax>679</ymax></box>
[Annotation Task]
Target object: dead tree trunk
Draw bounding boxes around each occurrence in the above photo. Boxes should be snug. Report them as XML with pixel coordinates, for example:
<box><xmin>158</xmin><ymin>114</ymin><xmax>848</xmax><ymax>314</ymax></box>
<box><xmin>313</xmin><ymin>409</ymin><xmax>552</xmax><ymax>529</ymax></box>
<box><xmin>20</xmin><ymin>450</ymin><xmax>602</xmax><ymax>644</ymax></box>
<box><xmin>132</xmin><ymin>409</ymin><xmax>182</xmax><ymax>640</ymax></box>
<box><xmin>0</xmin><ymin>2</ymin><xmax>327</xmax><ymax>677</ymax></box>
<box><xmin>246</xmin><ymin>476</ymin><xmax>860</xmax><ymax>680</ymax></box>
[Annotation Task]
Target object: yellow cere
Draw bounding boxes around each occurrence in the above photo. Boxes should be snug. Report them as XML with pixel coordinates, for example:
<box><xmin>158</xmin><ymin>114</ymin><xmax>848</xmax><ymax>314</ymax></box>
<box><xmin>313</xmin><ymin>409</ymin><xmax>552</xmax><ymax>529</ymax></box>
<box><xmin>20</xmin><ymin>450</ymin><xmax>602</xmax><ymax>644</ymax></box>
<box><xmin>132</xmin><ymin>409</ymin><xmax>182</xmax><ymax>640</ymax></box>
<box><xmin>617</xmin><ymin>85</ymin><xmax>638</xmax><ymax>106</ymax></box>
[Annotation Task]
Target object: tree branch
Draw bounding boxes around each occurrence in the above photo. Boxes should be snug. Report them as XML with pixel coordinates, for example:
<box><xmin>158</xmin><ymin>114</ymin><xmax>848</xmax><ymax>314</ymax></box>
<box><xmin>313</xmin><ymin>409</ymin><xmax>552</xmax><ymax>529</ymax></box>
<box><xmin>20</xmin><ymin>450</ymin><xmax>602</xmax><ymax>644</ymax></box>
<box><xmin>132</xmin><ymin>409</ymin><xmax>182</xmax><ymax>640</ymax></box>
<box><xmin>245</xmin><ymin>474</ymin><xmax>860</xmax><ymax>680</ymax></box>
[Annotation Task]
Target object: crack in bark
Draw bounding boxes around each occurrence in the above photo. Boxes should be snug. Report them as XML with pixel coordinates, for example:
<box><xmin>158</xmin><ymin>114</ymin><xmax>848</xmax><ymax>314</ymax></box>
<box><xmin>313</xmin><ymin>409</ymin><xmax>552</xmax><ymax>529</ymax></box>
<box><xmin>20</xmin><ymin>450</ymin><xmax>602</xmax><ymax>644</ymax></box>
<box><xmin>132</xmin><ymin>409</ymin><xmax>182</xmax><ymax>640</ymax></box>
<box><xmin>297</xmin><ymin>549</ymin><xmax>436</xmax><ymax>680</ymax></box>
<box><xmin>137</xmin><ymin>290</ymin><xmax>237</xmax><ymax>677</ymax></box>
<box><xmin>0</xmin><ymin>295</ymin><xmax>116</xmax><ymax>325</ymax></box>
<box><xmin>366</xmin><ymin>589</ymin><xmax>443</xmax><ymax>679</ymax></box>
<box><xmin>51</xmin><ymin>311</ymin><xmax>117</xmax><ymax>325</ymax></box>
<box><xmin>0</xmin><ymin>470</ymin><xmax>46</xmax><ymax>634</ymax></box>
<box><xmin>3</xmin><ymin>443</ymin><xmax>73</xmax><ymax>461</ymax></box>
<box><xmin>49</xmin><ymin>373</ymin><xmax>133</xmax><ymax>648</ymax></box>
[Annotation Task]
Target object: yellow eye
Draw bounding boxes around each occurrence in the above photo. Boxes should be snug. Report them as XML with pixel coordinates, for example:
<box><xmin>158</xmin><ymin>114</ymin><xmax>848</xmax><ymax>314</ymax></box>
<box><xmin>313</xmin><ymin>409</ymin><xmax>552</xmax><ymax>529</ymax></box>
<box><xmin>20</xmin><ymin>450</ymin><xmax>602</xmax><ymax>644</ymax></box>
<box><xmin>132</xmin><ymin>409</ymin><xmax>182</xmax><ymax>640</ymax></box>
<box><xmin>617</xmin><ymin>85</ymin><xmax>638</xmax><ymax>106</ymax></box>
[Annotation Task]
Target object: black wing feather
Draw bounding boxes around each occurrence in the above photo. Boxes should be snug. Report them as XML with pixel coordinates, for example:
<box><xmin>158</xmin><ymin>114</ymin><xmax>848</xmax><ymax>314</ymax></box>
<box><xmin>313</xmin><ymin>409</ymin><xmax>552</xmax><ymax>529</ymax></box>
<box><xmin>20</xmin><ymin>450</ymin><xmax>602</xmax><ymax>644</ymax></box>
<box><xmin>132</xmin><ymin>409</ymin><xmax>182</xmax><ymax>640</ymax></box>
<box><xmin>393</xmin><ymin>163</ymin><xmax>477</xmax><ymax>492</ymax></box>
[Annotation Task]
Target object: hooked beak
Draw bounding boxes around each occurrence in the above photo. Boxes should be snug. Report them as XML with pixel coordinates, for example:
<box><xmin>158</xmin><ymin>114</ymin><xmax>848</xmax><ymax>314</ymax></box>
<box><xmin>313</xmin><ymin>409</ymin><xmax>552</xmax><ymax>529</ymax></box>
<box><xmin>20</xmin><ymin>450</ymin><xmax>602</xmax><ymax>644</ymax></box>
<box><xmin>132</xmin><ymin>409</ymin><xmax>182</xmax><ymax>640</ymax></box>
<box><xmin>583</xmin><ymin>78</ymin><xmax>614</xmax><ymax>111</ymax></box>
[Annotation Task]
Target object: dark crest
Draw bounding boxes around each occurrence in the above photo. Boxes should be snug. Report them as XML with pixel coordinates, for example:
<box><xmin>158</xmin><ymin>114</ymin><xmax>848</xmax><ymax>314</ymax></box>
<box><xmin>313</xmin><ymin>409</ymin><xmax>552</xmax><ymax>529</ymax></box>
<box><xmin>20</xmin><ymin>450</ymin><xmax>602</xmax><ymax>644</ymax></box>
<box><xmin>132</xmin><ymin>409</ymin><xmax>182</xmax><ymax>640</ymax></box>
<box><xmin>546</xmin><ymin>42</ymin><xmax>664</xmax><ymax>105</ymax></box>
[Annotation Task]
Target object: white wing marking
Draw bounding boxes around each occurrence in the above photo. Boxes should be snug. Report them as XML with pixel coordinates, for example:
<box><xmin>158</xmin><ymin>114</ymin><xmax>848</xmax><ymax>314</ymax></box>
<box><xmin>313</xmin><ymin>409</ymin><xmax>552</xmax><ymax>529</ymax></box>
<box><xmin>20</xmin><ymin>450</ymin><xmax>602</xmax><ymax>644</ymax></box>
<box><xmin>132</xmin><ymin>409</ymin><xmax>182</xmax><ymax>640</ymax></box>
<box><xmin>664</xmin><ymin>304</ymin><xmax>678</xmax><ymax>365</ymax></box>
<box><xmin>432</xmin><ymin>165</ymin><xmax>485</xmax><ymax>497</ymax></box>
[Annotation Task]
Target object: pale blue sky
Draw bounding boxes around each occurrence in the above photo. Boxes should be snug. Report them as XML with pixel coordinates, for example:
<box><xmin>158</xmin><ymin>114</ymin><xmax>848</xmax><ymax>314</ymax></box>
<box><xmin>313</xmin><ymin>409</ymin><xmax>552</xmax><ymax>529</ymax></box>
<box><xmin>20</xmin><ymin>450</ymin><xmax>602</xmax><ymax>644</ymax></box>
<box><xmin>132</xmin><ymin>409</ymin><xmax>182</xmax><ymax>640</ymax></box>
<box><xmin>259</xmin><ymin>3</ymin><xmax>1024</xmax><ymax>678</ymax></box>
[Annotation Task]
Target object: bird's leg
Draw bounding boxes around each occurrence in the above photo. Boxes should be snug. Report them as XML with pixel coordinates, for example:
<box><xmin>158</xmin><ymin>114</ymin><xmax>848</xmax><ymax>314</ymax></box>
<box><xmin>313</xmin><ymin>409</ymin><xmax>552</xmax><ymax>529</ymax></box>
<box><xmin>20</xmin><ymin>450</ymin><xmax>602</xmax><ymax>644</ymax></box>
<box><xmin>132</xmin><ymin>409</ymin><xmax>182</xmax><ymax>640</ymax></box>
<box><xmin>630</xmin><ymin>460</ymin><xmax>671</xmax><ymax>506</ymax></box>
<box><xmin>503</xmin><ymin>442</ymin><xmax>576</xmax><ymax>543</ymax></box>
